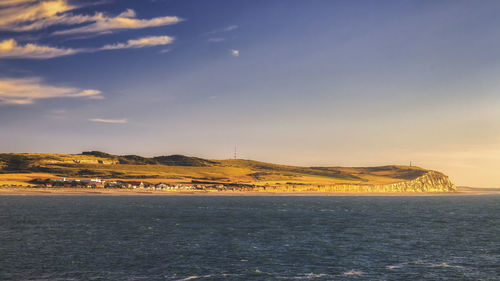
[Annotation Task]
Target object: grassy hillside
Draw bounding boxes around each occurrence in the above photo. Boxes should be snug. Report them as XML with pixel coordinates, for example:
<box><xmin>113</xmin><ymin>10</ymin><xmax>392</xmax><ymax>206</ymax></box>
<box><xmin>0</xmin><ymin>151</ymin><xmax>429</xmax><ymax>187</ymax></box>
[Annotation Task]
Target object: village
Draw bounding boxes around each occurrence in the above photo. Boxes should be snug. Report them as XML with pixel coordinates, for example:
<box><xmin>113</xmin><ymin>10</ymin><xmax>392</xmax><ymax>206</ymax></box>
<box><xmin>26</xmin><ymin>177</ymin><xmax>230</xmax><ymax>191</ymax></box>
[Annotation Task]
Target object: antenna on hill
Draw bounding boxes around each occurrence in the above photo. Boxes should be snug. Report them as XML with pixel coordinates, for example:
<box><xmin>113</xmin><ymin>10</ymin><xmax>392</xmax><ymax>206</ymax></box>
<box><xmin>234</xmin><ymin>145</ymin><xmax>237</xmax><ymax>160</ymax></box>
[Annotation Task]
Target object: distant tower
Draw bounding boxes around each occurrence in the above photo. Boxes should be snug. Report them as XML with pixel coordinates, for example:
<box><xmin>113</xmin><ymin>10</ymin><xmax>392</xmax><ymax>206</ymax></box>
<box><xmin>234</xmin><ymin>145</ymin><xmax>237</xmax><ymax>160</ymax></box>
<box><xmin>410</xmin><ymin>161</ymin><xmax>412</xmax><ymax>167</ymax></box>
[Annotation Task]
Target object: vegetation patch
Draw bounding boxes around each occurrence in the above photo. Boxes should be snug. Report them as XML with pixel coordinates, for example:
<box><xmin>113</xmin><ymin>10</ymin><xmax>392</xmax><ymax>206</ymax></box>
<box><xmin>0</xmin><ymin>152</ymin><xmax>436</xmax><ymax>187</ymax></box>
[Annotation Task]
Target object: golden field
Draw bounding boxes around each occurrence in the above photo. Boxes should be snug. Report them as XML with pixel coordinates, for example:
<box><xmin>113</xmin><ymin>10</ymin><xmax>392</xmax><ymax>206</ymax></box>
<box><xmin>0</xmin><ymin>151</ymin><xmax>431</xmax><ymax>188</ymax></box>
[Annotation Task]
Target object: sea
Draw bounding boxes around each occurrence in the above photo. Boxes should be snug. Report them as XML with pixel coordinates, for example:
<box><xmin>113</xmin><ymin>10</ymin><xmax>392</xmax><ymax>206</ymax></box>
<box><xmin>0</xmin><ymin>195</ymin><xmax>498</xmax><ymax>280</ymax></box>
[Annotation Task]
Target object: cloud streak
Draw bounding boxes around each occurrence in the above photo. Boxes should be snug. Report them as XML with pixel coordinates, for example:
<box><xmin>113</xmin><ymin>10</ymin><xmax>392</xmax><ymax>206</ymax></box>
<box><xmin>101</xmin><ymin>35</ymin><xmax>174</xmax><ymax>50</ymax></box>
<box><xmin>204</xmin><ymin>25</ymin><xmax>238</xmax><ymax>43</ymax></box>
<box><xmin>0</xmin><ymin>1</ymin><xmax>180</xmax><ymax>61</ymax></box>
<box><xmin>52</xmin><ymin>9</ymin><xmax>182</xmax><ymax>35</ymax></box>
<box><xmin>0</xmin><ymin>38</ymin><xmax>78</xmax><ymax>59</ymax></box>
<box><xmin>205</xmin><ymin>25</ymin><xmax>238</xmax><ymax>36</ymax></box>
<box><xmin>0</xmin><ymin>0</ymin><xmax>181</xmax><ymax>35</ymax></box>
<box><xmin>224</xmin><ymin>25</ymin><xmax>238</xmax><ymax>32</ymax></box>
<box><xmin>89</xmin><ymin>118</ymin><xmax>128</xmax><ymax>124</ymax></box>
<box><xmin>0</xmin><ymin>36</ymin><xmax>174</xmax><ymax>59</ymax></box>
<box><xmin>0</xmin><ymin>0</ymin><xmax>76</xmax><ymax>31</ymax></box>
<box><xmin>0</xmin><ymin>77</ymin><xmax>102</xmax><ymax>105</ymax></box>
<box><xmin>0</xmin><ymin>0</ymin><xmax>37</xmax><ymax>7</ymax></box>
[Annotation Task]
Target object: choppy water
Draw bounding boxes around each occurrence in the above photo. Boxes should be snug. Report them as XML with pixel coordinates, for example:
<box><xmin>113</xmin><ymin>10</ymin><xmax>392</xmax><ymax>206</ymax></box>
<box><xmin>0</xmin><ymin>195</ymin><xmax>499</xmax><ymax>280</ymax></box>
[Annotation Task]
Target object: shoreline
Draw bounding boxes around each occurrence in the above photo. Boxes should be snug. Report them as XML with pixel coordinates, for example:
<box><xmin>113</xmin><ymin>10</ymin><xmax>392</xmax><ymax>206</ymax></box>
<box><xmin>0</xmin><ymin>187</ymin><xmax>499</xmax><ymax>196</ymax></box>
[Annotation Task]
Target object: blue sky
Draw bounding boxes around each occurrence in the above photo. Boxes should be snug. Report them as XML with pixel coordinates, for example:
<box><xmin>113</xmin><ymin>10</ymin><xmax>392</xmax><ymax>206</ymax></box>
<box><xmin>1</xmin><ymin>0</ymin><xmax>500</xmax><ymax>187</ymax></box>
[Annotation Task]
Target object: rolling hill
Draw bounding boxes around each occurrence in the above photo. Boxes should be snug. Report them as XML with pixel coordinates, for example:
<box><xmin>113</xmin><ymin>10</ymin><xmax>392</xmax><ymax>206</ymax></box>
<box><xmin>0</xmin><ymin>151</ymin><xmax>456</xmax><ymax>192</ymax></box>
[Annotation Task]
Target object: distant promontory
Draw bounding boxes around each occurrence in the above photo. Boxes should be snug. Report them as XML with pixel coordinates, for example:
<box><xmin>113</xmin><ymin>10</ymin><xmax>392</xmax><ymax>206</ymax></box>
<box><xmin>0</xmin><ymin>151</ymin><xmax>456</xmax><ymax>193</ymax></box>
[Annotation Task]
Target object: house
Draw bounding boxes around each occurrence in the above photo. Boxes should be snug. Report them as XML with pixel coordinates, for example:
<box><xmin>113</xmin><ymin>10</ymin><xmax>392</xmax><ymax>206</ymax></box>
<box><xmin>156</xmin><ymin>183</ymin><xmax>167</xmax><ymax>190</ymax></box>
<box><xmin>128</xmin><ymin>181</ymin><xmax>144</xmax><ymax>189</ymax></box>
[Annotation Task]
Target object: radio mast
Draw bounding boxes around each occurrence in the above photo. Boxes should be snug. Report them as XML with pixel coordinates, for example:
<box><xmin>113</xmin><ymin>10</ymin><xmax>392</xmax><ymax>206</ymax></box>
<box><xmin>234</xmin><ymin>145</ymin><xmax>237</xmax><ymax>160</ymax></box>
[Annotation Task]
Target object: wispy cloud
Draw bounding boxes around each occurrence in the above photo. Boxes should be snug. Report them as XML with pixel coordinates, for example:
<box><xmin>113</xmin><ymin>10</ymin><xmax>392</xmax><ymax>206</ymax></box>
<box><xmin>0</xmin><ymin>36</ymin><xmax>174</xmax><ymax>59</ymax></box>
<box><xmin>0</xmin><ymin>38</ymin><xmax>78</xmax><ymax>59</ymax></box>
<box><xmin>0</xmin><ymin>1</ymin><xmax>180</xmax><ymax>61</ymax></box>
<box><xmin>205</xmin><ymin>25</ymin><xmax>238</xmax><ymax>36</ymax></box>
<box><xmin>0</xmin><ymin>1</ymin><xmax>182</xmax><ymax>35</ymax></box>
<box><xmin>89</xmin><ymin>118</ymin><xmax>128</xmax><ymax>124</ymax></box>
<box><xmin>52</xmin><ymin>9</ymin><xmax>182</xmax><ymax>35</ymax></box>
<box><xmin>0</xmin><ymin>0</ymin><xmax>77</xmax><ymax>31</ymax></box>
<box><xmin>101</xmin><ymin>35</ymin><xmax>174</xmax><ymax>50</ymax></box>
<box><xmin>0</xmin><ymin>0</ymin><xmax>37</xmax><ymax>7</ymax></box>
<box><xmin>224</xmin><ymin>25</ymin><xmax>238</xmax><ymax>32</ymax></box>
<box><xmin>229</xmin><ymin>49</ymin><xmax>239</xmax><ymax>57</ymax></box>
<box><xmin>0</xmin><ymin>77</ymin><xmax>103</xmax><ymax>105</ymax></box>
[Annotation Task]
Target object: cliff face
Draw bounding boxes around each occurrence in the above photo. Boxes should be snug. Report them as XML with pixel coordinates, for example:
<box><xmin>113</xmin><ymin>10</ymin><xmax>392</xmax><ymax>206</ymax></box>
<box><xmin>252</xmin><ymin>171</ymin><xmax>456</xmax><ymax>193</ymax></box>
<box><xmin>367</xmin><ymin>171</ymin><xmax>457</xmax><ymax>193</ymax></box>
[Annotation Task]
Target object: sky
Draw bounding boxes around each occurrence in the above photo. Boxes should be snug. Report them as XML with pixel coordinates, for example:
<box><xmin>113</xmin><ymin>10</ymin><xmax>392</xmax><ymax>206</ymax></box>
<box><xmin>1</xmin><ymin>0</ymin><xmax>500</xmax><ymax>187</ymax></box>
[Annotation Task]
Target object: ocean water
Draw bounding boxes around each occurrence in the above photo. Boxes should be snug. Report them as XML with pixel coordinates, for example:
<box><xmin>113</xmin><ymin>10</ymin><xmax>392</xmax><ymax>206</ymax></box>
<box><xmin>0</xmin><ymin>195</ymin><xmax>499</xmax><ymax>280</ymax></box>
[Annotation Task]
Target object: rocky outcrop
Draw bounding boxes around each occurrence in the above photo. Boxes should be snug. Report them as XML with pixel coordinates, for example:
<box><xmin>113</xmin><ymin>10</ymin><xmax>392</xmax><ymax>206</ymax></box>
<box><xmin>365</xmin><ymin>171</ymin><xmax>456</xmax><ymax>192</ymax></box>
<box><xmin>251</xmin><ymin>171</ymin><xmax>456</xmax><ymax>193</ymax></box>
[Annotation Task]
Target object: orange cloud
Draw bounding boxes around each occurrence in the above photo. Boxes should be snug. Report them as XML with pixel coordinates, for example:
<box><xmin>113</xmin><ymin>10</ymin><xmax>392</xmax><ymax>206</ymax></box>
<box><xmin>53</xmin><ymin>9</ymin><xmax>182</xmax><ymax>35</ymax></box>
<box><xmin>0</xmin><ymin>77</ymin><xmax>102</xmax><ymax>105</ymax></box>
<box><xmin>0</xmin><ymin>0</ymin><xmax>181</xmax><ymax>34</ymax></box>
<box><xmin>0</xmin><ymin>0</ymin><xmax>76</xmax><ymax>30</ymax></box>
<box><xmin>0</xmin><ymin>38</ymin><xmax>77</xmax><ymax>59</ymax></box>
<box><xmin>0</xmin><ymin>36</ymin><xmax>174</xmax><ymax>59</ymax></box>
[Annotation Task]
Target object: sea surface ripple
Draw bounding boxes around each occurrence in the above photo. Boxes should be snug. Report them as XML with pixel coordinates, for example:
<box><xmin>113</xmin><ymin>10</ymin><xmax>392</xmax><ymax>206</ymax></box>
<box><xmin>0</xmin><ymin>195</ymin><xmax>499</xmax><ymax>280</ymax></box>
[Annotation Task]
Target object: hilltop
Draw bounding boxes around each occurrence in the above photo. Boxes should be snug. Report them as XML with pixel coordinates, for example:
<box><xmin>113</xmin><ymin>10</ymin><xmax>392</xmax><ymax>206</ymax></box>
<box><xmin>0</xmin><ymin>151</ymin><xmax>456</xmax><ymax>193</ymax></box>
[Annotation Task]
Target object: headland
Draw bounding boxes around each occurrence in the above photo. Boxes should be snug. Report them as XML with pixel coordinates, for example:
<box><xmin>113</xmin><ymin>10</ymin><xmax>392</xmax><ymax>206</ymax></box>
<box><xmin>0</xmin><ymin>151</ymin><xmax>460</xmax><ymax>195</ymax></box>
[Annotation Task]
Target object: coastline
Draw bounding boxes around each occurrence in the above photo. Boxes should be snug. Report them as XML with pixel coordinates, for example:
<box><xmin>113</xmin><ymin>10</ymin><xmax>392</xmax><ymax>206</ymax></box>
<box><xmin>1</xmin><ymin>187</ymin><xmax>498</xmax><ymax>196</ymax></box>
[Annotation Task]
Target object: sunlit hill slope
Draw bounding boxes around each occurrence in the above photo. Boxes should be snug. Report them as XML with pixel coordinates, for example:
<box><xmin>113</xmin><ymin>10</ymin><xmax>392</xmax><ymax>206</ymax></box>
<box><xmin>0</xmin><ymin>151</ymin><xmax>456</xmax><ymax>192</ymax></box>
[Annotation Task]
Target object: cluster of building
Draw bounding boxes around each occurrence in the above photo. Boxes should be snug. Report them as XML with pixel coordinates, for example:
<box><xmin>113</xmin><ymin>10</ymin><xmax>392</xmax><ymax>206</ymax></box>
<box><xmin>38</xmin><ymin>178</ymin><xmax>227</xmax><ymax>191</ymax></box>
